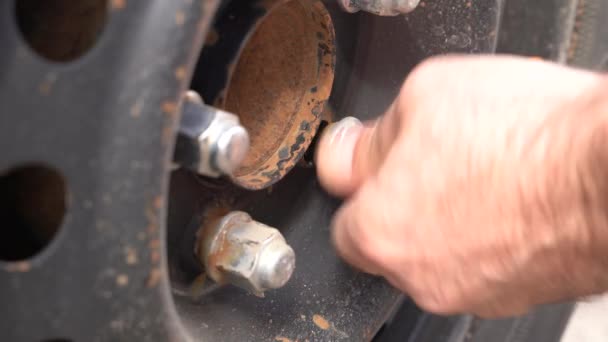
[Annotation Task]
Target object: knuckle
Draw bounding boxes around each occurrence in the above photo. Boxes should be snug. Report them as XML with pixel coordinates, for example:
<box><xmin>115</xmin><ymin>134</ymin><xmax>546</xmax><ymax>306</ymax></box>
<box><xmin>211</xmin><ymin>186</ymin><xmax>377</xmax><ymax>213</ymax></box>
<box><xmin>413</xmin><ymin>285</ymin><xmax>465</xmax><ymax>315</ymax></box>
<box><xmin>356</xmin><ymin>233</ymin><xmax>386</xmax><ymax>266</ymax></box>
<box><xmin>404</xmin><ymin>56</ymin><xmax>453</xmax><ymax>89</ymax></box>
<box><xmin>400</xmin><ymin>55</ymin><xmax>468</xmax><ymax>105</ymax></box>
<box><xmin>334</xmin><ymin>201</ymin><xmax>391</xmax><ymax>271</ymax></box>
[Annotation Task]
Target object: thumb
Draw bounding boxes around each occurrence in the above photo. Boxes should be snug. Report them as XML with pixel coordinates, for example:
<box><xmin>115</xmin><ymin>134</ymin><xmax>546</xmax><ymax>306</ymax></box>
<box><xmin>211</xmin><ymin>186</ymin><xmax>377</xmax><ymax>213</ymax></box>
<box><xmin>315</xmin><ymin>103</ymin><xmax>402</xmax><ymax>197</ymax></box>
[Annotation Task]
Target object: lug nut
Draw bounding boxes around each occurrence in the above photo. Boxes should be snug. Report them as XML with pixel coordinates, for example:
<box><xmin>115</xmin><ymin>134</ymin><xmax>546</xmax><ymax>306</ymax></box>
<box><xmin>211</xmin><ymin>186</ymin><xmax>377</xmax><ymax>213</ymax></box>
<box><xmin>197</xmin><ymin>211</ymin><xmax>296</xmax><ymax>296</ymax></box>
<box><xmin>337</xmin><ymin>0</ymin><xmax>420</xmax><ymax>15</ymax></box>
<box><xmin>174</xmin><ymin>91</ymin><xmax>250</xmax><ymax>178</ymax></box>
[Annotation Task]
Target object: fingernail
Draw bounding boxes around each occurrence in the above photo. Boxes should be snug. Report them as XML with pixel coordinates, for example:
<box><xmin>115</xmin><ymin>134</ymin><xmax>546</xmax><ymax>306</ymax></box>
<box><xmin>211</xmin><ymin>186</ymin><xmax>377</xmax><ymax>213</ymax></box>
<box><xmin>315</xmin><ymin>116</ymin><xmax>363</xmax><ymax>192</ymax></box>
<box><xmin>326</xmin><ymin>116</ymin><xmax>363</xmax><ymax>148</ymax></box>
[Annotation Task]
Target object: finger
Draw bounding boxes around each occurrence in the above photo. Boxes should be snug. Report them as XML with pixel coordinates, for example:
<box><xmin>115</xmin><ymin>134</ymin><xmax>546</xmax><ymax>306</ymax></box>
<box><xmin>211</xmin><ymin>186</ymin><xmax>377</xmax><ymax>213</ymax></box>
<box><xmin>331</xmin><ymin>203</ymin><xmax>384</xmax><ymax>276</ymax></box>
<box><xmin>315</xmin><ymin>102</ymin><xmax>403</xmax><ymax>197</ymax></box>
<box><xmin>331</xmin><ymin>164</ymin><xmax>410</xmax><ymax>278</ymax></box>
<box><xmin>314</xmin><ymin>116</ymin><xmax>364</xmax><ymax>196</ymax></box>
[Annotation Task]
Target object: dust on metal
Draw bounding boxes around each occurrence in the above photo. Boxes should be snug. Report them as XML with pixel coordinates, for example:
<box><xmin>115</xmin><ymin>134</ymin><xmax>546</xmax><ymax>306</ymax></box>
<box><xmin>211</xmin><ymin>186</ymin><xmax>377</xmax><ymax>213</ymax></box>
<box><xmin>337</xmin><ymin>0</ymin><xmax>420</xmax><ymax>15</ymax></box>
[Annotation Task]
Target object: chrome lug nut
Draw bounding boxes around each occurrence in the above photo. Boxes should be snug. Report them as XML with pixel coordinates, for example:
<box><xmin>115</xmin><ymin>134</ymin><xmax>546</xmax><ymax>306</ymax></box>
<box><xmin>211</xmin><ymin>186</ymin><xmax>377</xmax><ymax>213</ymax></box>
<box><xmin>174</xmin><ymin>91</ymin><xmax>250</xmax><ymax>177</ymax></box>
<box><xmin>197</xmin><ymin>211</ymin><xmax>296</xmax><ymax>296</ymax></box>
<box><xmin>338</xmin><ymin>0</ymin><xmax>420</xmax><ymax>15</ymax></box>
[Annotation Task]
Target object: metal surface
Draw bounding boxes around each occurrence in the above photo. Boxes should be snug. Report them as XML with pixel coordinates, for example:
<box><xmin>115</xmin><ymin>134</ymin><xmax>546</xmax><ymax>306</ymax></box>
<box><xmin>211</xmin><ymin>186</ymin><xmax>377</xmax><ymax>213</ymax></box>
<box><xmin>337</xmin><ymin>0</ymin><xmax>420</xmax><ymax>16</ymax></box>
<box><xmin>174</xmin><ymin>91</ymin><xmax>250</xmax><ymax>178</ymax></box>
<box><xmin>192</xmin><ymin>0</ymin><xmax>336</xmax><ymax>190</ymax></box>
<box><xmin>166</xmin><ymin>2</ymin><xmax>503</xmax><ymax>341</ymax></box>
<box><xmin>567</xmin><ymin>0</ymin><xmax>608</xmax><ymax>70</ymax></box>
<box><xmin>196</xmin><ymin>211</ymin><xmax>295</xmax><ymax>296</ymax></box>
<box><xmin>496</xmin><ymin>0</ymin><xmax>577</xmax><ymax>62</ymax></box>
<box><xmin>0</xmin><ymin>0</ymin><xmax>221</xmax><ymax>341</ymax></box>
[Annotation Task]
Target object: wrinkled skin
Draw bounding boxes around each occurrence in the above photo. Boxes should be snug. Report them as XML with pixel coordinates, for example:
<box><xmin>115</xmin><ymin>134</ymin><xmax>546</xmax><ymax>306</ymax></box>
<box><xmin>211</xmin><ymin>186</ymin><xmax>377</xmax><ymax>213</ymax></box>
<box><xmin>315</xmin><ymin>55</ymin><xmax>608</xmax><ymax>318</ymax></box>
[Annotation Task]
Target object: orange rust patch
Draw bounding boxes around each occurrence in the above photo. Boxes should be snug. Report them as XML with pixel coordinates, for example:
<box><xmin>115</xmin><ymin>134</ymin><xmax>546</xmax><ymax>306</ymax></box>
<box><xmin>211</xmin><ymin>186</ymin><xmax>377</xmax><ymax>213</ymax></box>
<box><xmin>111</xmin><ymin>0</ymin><xmax>125</xmax><ymax>10</ymax></box>
<box><xmin>116</xmin><ymin>274</ymin><xmax>129</xmax><ymax>287</ymax></box>
<box><xmin>174</xmin><ymin>66</ymin><xmax>187</xmax><ymax>81</ymax></box>
<box><xmin>4</xmin><ymin>261</ymin><xmax>31</xmax><ymax>272</ymax></box>
<box><xmin>146</xmin><ymin>268</ymin><xmax>162</xmax><ymax>288</ymax></box>
<box><xmin>275</xmin><ymin>337</ymin><xmax>293</xmax><ymax>342</ymax></box>
<box><xmin>161</xmin><ymin>101</ymin><xmax>177</xmax><ymax>115</ymax></box>
<box><xmin>145</xmin><ymin>202</ymin><xmax>158</xmax><ymax>235</ymax></box>
<box><xmin>222</xmin><ymin>0</ymin><xmax>335</xmax><ymax>190</ymax></box>
<box><xmin>148</xmin><ymin>238</ymin><xmax>161</xmax><ymax>249</ymax></box>
<box><xmin>153</xmin><ymin>195</ymin><xmax>163</xmax><ymax>209</ymax></box>
<box><xmin>125</xmin><ymin>246</ymin><xmax>138</xmax><ymax>265</ymax></box>
<box><xmin>39</xmin><ymin>80</ymin><xmax>53</xmax><ymax>95</ymax></box>
<box><xmin>150</xmin><ymin>250</ymin><xmax>161</xmax><ymax>264</ymax></box>
<box><xmin>196</xmin><ymin>205</ymin><xmax>232</xmax><ymax>281</ymax></box>
<box><xmin>312</xmin><ymin>314</ymin><xmax>330</xmax><ymax>330</ymax></box>
<box><xmin>130</xmin><ymin>99</ymin><xmax>143</xmax><ymax>118</ymax></box>
<box><xmin>161</xmin><ymin>123</ymin><xmax>174</xmax><ymax>147</ymax></box>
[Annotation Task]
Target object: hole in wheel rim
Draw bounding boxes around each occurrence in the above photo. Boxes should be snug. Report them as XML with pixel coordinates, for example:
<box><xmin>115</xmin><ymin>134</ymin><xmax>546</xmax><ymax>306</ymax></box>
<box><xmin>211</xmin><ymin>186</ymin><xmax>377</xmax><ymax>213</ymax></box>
<box><xmin>0</xmin><ymin>164</ymin><xmax>67</xmax><ymax>261</ymax></box>
<box><xmin>15</xmin><ymin>0</ymin><xmax>108</xmax><ymax>62</ymax></box>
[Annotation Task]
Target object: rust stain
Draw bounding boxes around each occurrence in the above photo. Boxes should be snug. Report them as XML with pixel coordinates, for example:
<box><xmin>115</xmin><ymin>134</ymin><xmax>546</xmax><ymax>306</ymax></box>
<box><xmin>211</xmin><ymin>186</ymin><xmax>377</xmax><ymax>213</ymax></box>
<box><xmin>175</xmin><ymin>10</ymin><xmax>186</xmax><ymax>26</ymax></box>
<box><xmin>130</xmin><ymin>99</ymin><xmax>143</xmax><ymax>118</ymax></box>
<box><xmin>223</xmin><ymin>0</ymin><xmax>336</xmax><ymax>190</ymax></box>
<box><xmin>205</xmin><ymin>29</ymin><xmax>219</xmax><ymax>46</ymax></box>
<box><xmin>4</xmin><ymin>261</ymin><xmax>31</xmax><ymax>273</ymax></box>
<box><xmin>161</xmin><ymin>123</ymin><xmax>174</xmax><ymax>148</ymax></box>
<box><xmin>161</xmin><ymin>101</ymin><xmax>178</xmax><ymax>115</ymax></box>
<box><xmin>125</xmin><ymin>246</ymin><xmax>138</xmax><ymax>265</ymax></box>
<box><xmin>145</xmin><ymin>196</ymin><xmax>162</xmax><ymax>236</ymax></box>
<box><xmin>153</xmin><ymin>195</ymin><xmax>163</xmax><ymax>210</ymax></box>
<box><xmin>196</xmin><ymin>205</ymin><xmax>232</xmax><ymax>282</ymax></box>
<box><xmin>146</xmin><ymin>268</ymin><xmax>162</xmax><ymax>288</ymax></box>
<box><xmin>174</xmin><ymin>66</ymin><xmax>187</xmax><ymax>81</ymax></box>
<box><xmin>312</xmin><ymin>314</ymin><xmax>330</xmax><ymax>330</ymax></box>
<box><xmin>145</xmin><ymin>205</ymin><xmax>157</xmax><ymax>235</ymax></box>
<box><xmin>150</xmin><ymin>250</ymin><xmax>161</xmax><ymax>264</ymax></box>
<box><xmin>275</xmin><ymin>337</ymin><xmax>293</xmax><ymax>342</ymax></box>
<box><xmin>39</xmin><ymin>81</ymin><xmax>52</xmax><ymax>95</ymax></box>
<box><xmin>116</xmin><ymin>274</ymin><xmax>129</xmax><ymax>287</ymax></box>
<box><xmin>148</xmin><ymin>239</ymin><xmax>161</xmax><ymax>249</ymax></box>
<box><xmin>111</xmin><ymin>0</ymin><xmax>126</xmax><ymax>10</ymax></box>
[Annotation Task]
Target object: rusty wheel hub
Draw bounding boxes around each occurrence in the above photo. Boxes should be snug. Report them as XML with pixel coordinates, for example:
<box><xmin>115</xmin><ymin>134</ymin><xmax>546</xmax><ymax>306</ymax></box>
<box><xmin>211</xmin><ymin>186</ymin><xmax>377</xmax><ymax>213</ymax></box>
<box><xmin>193</xmin><ymin>0</ymin><xmax>336</xmax><ymax>190</ymax></box>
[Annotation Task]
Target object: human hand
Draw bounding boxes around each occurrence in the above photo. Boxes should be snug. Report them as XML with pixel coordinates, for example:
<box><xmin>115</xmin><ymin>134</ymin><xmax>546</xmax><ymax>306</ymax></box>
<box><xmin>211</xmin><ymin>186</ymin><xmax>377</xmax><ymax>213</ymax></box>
<box><xmin>315</xmin><ymin>55</ymin><xmax>608</xmax><ymax>317</ymax></box>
